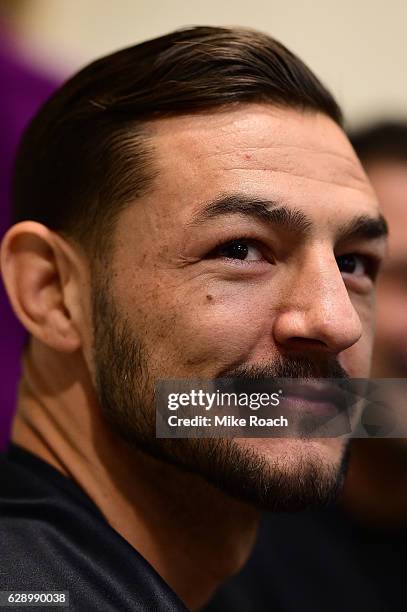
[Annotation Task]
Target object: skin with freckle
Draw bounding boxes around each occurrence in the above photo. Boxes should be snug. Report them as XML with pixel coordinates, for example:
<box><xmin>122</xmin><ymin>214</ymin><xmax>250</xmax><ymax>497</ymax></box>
<box><xmin>85</xmin><ymin>105</ymin><xmax>386</xmax><ymax>509</ymax></box>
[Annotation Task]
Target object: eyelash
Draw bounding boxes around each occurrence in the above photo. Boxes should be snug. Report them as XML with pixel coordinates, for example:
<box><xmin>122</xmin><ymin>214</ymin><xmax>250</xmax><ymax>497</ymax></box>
<box><xmin>207</xmin><ymin>236</ymin><xmax>269</xmax><ymax>259</ymax></box>
<box><xmin>206</xmin><ymin>237</ymin><xmax>381</xmax><ymax>280</ymax></box>
<box><xmin>342</xmin><ymin>253</ymin><xmax>381</xmax><ymax>281</ymax></box>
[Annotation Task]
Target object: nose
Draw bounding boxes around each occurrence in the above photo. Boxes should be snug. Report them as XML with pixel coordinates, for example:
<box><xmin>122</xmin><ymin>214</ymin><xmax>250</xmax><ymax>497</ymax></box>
<box><xmin>273</xmin><ymin>252</ymin><xmax>363</xmax><ymax>356</ymax></box>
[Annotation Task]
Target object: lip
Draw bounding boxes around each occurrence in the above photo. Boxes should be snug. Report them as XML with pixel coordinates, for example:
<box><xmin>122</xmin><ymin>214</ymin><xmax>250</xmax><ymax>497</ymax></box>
<box><xmin>279</xmin><ymin>381</ymin><xmax>347</xmax><ymax>417</ymax></box>
<box><xmin>280</xmin><ymin>394</ymin><xmax>341</xmax><ymax>417</ymax></box>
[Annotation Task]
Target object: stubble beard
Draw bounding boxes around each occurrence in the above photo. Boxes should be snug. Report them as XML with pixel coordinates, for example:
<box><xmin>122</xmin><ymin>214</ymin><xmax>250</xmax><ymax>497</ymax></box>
<box><xmin>92</xmin><ymin>281</ymin><xmax>350</xmax><ymax>512</ymax></box>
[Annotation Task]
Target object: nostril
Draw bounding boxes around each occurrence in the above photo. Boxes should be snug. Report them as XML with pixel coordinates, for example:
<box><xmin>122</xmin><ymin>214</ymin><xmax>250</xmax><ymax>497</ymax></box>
<box><xmin>275</xmin><ymin>336</ymin><xmax>332</xmax><ymax>357</ymax></box>
<box><xmin>287</xmin><ymin>337</ymin><xmax>328</xmax><ymax>349</ymax></box>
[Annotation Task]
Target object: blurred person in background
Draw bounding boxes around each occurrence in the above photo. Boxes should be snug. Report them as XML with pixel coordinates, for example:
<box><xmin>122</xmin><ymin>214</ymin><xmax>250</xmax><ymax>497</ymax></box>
<box><xmin>205</xmin><ymin>121</ymin><xmax>407</xmax><ymax>612</ymax></box>
<box><xmin>0</xmin><ymin>0</ymin><xmax>57</xmax><ymax>448</ymax></box>
<box><xmin>0</xmin><ymin>26</ymin><xmax>388</xmax><ymax>611</ymax></box>
<box><xmin>342</xmin><ymin>121</ymin><xmax>407</xmax><ymax>525</ymax></box>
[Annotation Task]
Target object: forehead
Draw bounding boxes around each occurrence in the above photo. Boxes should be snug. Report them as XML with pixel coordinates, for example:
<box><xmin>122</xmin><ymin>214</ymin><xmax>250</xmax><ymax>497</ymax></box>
<box><xmin>145</xmin><ymin>104</ymin><xmax>379</xmax><ymax>223</ymax></box>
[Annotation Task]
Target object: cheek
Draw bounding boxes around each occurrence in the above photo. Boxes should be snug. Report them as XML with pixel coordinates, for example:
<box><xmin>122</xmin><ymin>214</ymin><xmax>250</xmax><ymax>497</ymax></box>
<box><xmin>143</xmin><ymin>281</ymin><xmax>270</xmax><ymax>377</ymax></box>
<box><xmin>342</xmin><ymin>296</ymin><xmax>375</xmax><ymax>377</ymax></box>
<box><xmin>342</xmin><ymin>335</ymin><xmax>373</xmax><ymax>377</ymax></box>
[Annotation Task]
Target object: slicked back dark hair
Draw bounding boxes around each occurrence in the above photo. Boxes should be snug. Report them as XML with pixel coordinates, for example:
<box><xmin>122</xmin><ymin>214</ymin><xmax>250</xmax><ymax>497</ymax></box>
<box><xmin>12</xmin><ymin>26</ymin><xmax>343</xmax><ymax>259</ymax></box>
<box><xmin>349</xmin><ymin>121</ymin><xmax>407</xmax><ymax>167</ymax></box>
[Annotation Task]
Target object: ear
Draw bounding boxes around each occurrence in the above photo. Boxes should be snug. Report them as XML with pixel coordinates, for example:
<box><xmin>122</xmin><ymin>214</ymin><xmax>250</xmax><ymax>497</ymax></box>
<box><xmin>1</xmin><ymin>221</ymin><xmax>83</xmax><ymax>352</ymax></box>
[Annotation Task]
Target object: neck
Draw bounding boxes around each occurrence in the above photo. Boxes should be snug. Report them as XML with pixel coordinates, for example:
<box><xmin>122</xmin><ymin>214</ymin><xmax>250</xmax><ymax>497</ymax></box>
<box><xmin>11</xmin><ymin>341</ymin><xmax>259</xmax><ymax>610</ymax></box>
<box><xmin>341</xmin><ymin>438</ymin><xmax>407</xmax><ymax>528</ymax></box>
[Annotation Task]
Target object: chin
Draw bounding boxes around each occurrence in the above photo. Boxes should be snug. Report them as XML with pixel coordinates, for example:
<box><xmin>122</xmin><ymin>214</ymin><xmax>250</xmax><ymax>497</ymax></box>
<box><xmin>173</xmin><ymin>436</ymin><xmax>351</xmax><ymax>513</ymax></box>
<box><xmin>239</xmin><ymin>437</ymin><xmax>347</xmax><ymax>465</ymax></box>
<box><xmin>218</xmin><ymin>437</ymin><xmax>349</xmax><ymax>512</ymax></box>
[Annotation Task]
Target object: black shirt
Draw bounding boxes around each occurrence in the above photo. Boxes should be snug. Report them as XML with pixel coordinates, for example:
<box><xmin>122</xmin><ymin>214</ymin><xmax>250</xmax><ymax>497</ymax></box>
<box><xmin>205</xmin><ymin>507</ymin><xmax>407</xmax><ymax>612</ymax></box>
<box><xmin>0</xmin><ymin>443</ymin><xmax>188</xmax><ymax>612</ymax></box>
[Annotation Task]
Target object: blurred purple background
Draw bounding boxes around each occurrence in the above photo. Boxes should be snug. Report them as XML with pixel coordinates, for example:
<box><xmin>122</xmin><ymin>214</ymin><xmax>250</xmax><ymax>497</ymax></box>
<box><xmin>0</xmin><ymin>24</ymin><xmax>56</xmax><ymax>449</ymax></box>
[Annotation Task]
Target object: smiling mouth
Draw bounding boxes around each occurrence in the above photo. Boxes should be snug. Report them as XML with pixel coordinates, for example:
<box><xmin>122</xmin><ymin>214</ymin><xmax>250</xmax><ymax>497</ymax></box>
<box><xmin>280</xmin><ymin>381</ymin><xmax>348</xmax><ymax>418</ymax></box>
<box><xmin>281</xmin><ymin>395</ymin><xmax>341</xmax><ymax>418</ymax></box>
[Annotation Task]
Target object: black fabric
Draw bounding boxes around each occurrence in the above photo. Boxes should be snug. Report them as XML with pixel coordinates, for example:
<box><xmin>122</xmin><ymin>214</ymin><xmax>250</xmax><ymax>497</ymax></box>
<box><xmin>0</xmin><ymin>443</ymin><xmax>188</xmax><ymax>612</ymax></box>
<box><xmin>205</xmin><ymin>508</ymin><xmax>407</xmax><ymax>612</ymax></box>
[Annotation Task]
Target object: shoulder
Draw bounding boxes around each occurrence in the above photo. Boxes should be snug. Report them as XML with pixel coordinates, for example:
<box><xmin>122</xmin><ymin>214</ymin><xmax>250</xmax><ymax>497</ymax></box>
<box><xmin>0</xmin><ymin>450</ymin><xmax>186</xmax><ymax>612</ymax></box>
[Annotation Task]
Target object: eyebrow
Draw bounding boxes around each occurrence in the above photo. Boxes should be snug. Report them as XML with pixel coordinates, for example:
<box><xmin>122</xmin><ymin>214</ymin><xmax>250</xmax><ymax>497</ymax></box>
<box><xmin>337</xmin><ymin>214</ymin><xmax>389</xmax><ymax>242</ymax></box>
<box><xmin>188</xmin><ymin>194</ymin><xmax>312</xmax><ymax>235</ymax></box>
<box><xmin>188</xmin><ymin>193</ymin><xmax>389</xmax><ymax>243</ymax></box>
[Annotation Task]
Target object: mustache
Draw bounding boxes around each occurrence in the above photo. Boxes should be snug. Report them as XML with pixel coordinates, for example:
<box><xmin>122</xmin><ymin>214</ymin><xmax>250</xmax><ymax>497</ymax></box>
<box><xmin>218</xmin><ymin>355</ymin><xmax>349</xmax><ymax>380</ymax></box>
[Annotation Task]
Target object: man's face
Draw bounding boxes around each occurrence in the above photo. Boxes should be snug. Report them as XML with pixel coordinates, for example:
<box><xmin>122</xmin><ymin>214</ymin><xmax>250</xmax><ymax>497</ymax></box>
<box><xmin>368</xmin><ymin>161</ymin><xmax>407</xmax><ymax>377</ymax></box>
<box><xmin>90</xmin><ymin>104</ymin><xmax>386</xmax><ymax>510</ymax></box>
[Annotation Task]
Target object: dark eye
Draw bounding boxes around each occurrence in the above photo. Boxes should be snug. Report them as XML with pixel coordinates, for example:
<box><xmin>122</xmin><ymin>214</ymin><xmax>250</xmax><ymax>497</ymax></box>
<box><xmin>214</xmin><ymin>239</ymin><xmax>264</xmax><ymax>262</ymax></box>
<box><xmin>336</xmin><ymin>253</ymin><xmax>378</xmax><ymax>279</ymax></box>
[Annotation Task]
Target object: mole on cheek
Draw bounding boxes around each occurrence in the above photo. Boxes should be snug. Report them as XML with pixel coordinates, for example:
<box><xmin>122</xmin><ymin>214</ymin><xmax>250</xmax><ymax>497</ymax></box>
<box><xmin>206</xmin><ymin>294</ymin><xmax>214</xmax><ymax>302</ymax></box>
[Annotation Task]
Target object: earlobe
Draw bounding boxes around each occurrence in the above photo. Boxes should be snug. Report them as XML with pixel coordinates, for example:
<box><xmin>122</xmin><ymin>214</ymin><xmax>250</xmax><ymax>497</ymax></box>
<box><xmin>0</xmin><ymin>221</ymin><xmax>82</xmax><ymax>353</ymax></box>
